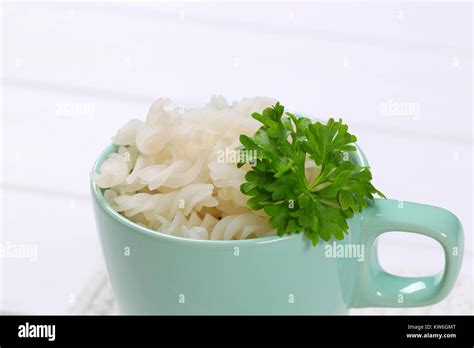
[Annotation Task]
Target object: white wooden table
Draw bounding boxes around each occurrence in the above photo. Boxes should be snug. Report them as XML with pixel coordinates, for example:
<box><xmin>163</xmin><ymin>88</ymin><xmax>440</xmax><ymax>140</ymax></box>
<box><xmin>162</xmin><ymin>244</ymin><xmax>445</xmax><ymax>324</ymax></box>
<box><xmin>0</xmin><ymin>1</ymin><xmax>472</xmax><ymax>314</ymax></box>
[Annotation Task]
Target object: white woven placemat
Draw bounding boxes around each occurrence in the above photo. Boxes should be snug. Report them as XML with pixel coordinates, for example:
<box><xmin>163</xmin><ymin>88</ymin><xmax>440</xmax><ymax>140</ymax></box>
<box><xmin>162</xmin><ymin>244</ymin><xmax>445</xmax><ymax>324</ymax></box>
<box><xmin>67</xmin><ymin>270</ymin><xmax>119</xmax><ymax>315</ymax></box>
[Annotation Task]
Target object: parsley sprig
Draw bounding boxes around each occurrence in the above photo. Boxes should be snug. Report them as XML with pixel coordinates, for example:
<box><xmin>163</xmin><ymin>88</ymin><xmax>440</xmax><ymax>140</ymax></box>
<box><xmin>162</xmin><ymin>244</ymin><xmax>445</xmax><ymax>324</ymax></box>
<box><xmin>238</xmin><ymin>102</ymin><xmax>385</xmax><ymax>246</ymax></box>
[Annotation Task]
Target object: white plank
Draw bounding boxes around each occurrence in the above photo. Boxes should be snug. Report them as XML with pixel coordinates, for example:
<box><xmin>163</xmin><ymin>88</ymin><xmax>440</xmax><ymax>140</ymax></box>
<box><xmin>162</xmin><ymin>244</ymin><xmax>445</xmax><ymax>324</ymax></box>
<box><xmin>1</xmin><ymin>86</ymin><xmax>149</xmax><ymax>197</ymax></box>
<box><xmin>4</xmin><ymin>2</ymin><xmax>471</xmax><ymax>49</ymax></box>
<box><xmin>2</xmin><ymin>3</ymin><xmax>471</xmax><ymax>140</ymax></box>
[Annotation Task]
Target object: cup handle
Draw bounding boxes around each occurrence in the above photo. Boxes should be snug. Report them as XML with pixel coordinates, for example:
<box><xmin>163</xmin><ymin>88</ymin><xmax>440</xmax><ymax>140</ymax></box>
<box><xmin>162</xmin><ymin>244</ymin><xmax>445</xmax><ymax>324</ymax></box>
<box><xmin>352</xmin><ymin>199</ymin><xmax>464</xmax><ymax>308</ymax></box>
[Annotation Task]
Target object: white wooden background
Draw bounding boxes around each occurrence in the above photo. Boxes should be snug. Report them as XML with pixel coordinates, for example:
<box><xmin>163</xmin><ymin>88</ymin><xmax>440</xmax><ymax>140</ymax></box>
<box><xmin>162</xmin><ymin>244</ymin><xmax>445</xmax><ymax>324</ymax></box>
<box><xmin>0</xmin><ymin>1</ymin><xmax>472</xmax><ymax>314</ymax></box>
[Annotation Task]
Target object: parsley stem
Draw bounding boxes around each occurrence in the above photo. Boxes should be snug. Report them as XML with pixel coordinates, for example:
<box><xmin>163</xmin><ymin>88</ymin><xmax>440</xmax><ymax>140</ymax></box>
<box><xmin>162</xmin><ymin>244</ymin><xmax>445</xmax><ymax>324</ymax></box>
<box><xmin>308</xmin><ymin>167</ymin><xmax>326</xmax><ymax>191</ymax></box>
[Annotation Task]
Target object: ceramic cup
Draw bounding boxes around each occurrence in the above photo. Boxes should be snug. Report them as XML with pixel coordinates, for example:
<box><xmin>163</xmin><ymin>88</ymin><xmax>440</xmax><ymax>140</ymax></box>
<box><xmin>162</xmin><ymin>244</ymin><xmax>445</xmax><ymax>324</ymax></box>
<box><xmin>91</xmin><ymin>144</ymin><xmax>464</xmax><ymax>314</ymax></box>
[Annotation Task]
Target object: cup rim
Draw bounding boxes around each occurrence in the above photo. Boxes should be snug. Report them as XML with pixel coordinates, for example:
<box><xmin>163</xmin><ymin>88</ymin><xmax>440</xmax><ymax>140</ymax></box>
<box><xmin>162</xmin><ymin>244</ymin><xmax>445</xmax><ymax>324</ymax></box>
<box><xmin>91</xmin><ymin>142</ymin><xmax>369</xmax><ymax>247</ymax></box>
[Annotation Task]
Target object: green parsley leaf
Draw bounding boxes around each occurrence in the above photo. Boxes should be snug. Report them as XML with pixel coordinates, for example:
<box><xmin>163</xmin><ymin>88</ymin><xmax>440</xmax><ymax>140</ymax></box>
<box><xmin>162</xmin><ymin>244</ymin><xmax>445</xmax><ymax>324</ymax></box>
<box><xmin>238</xmin><ymin>102</ymin><xmax>385</xmax><ymax>246</ymax></box>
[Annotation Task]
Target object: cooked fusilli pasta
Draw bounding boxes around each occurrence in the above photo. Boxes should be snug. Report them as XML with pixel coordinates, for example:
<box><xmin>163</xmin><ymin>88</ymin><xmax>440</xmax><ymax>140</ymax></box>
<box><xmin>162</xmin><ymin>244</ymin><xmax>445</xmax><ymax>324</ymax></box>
<box><xmin>91</xmin><ymin>96</ymin><xmax>280</xmax><ymax>240</ymax></box>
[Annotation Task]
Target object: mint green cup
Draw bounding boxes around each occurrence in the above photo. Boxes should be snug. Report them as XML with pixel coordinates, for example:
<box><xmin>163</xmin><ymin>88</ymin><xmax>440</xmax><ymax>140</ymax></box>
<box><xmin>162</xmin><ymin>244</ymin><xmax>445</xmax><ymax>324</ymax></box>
<box><xmin>91</xmin><ymin>144</ymin><xmax>464</xmax><ymax>314</ymax></box>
